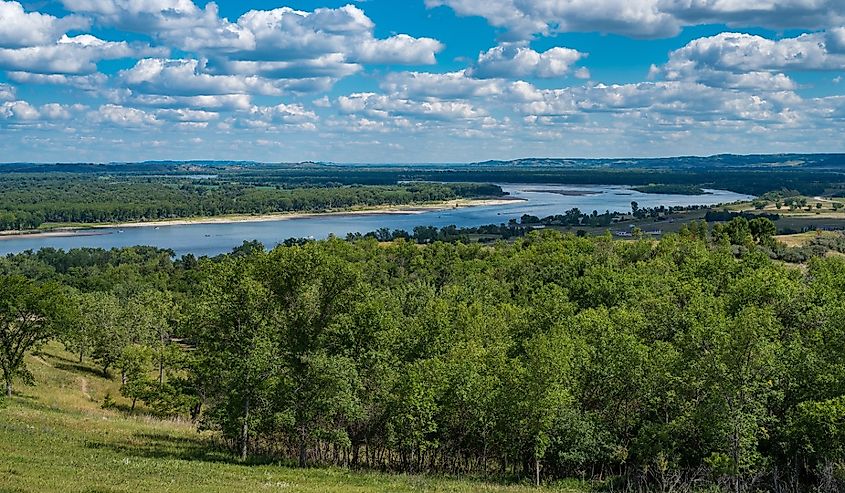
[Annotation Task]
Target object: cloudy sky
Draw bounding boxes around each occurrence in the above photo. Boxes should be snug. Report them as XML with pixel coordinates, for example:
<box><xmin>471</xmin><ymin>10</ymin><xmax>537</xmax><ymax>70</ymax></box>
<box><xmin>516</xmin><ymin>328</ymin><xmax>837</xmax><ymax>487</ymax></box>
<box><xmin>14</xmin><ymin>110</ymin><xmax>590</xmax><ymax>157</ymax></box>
<box><xmin>1</xmin><ymin>0</ymin><xmax>845</xmax><ymax>163</ymax></box>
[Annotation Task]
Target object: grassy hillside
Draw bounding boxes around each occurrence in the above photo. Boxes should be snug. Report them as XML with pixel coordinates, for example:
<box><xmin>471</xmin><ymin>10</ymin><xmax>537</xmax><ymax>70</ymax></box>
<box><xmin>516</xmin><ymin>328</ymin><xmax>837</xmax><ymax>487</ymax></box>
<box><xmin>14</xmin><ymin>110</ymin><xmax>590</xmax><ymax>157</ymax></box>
<box><xmin>0</xmin><ymin>343</ymin><xmax>583</xmax><ymax>493</ymax></box>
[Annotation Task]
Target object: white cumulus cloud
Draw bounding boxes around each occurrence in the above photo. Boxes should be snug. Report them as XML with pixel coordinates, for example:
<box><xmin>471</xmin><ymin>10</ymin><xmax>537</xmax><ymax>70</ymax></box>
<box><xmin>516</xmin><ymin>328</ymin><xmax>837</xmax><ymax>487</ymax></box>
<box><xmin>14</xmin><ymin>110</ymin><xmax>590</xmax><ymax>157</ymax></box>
<box><xmin>469</xmin><ymin>43</ymin><xmax>587</xmax><ymax>78</ymax></box>
<box><xmin>0</xmin><ymin>0</ymin><xmax>88</xmax><ymax>48</ymax></box>
<box><xmin>0</xmin><ymin>34</ymin><xmax>165</xmax><ymax>75</ymax></box>
<box><xmin>426</xmin><ymin>0</ymin><xmax>845</xmax><ymax>39</ymax></box>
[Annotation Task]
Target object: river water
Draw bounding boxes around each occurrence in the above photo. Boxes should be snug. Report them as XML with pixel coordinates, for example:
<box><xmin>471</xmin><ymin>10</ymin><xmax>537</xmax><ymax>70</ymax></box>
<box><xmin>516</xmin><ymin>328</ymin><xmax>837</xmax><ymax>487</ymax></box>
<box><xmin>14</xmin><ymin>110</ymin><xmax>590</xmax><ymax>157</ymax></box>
<box><xmin>0</xmin><ymin>184</ymin><xmax>753</xmax><ymax>257</ymax></box>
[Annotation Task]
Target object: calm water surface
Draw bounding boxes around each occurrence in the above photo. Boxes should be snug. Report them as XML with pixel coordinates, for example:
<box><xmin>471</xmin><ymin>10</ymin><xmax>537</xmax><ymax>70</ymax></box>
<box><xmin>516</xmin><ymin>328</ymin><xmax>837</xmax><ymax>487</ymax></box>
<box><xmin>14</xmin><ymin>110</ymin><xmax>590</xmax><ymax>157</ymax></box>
<box><xmin>0</xmin><ymin>184</ymin><xmax>753</xmax><ymax>257</ymax></box>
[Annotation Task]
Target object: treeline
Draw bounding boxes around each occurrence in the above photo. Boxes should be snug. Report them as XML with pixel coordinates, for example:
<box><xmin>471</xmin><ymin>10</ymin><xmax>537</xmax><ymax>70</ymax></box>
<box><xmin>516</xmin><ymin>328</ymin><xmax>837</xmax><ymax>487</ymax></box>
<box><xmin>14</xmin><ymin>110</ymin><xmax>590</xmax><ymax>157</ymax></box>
<box><xmin>631</xmin><ymin>184</ymin><xmax>706</xmax><ymax>195</ymax></box>
<box><xmin>2</xmin><ymin>228</ymin><xmax>845</xmax><ymax>491</ymax></box>
<box><xmin>7</xmin><ymin>161</ymin><xmax>845</xmax><ymax>198</ymax></box>
<box><xmin>0</xmin><ymin>176</ymin><xmax>504</xmax><ymax>230</ymax></box>
<box><xmin>227</xmin><ymin>166</ymin><xmax>844</xmax><ymax>197</ymax></box>
<box><xmin>347</xmin><ymin>204</ymin><xmax>718</xmax><ymax>245</ymax></box>
<box><xmin>705</xmin><ymin>210</ymin><xmax>780</xmax><ymax>223</ymax></box>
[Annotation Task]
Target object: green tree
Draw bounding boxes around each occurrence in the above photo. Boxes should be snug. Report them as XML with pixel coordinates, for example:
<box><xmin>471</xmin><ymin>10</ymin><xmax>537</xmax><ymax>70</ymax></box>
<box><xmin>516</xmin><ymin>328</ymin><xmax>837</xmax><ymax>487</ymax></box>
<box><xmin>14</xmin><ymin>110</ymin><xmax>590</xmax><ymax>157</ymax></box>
<box><xmin>0</xmin><ymin>276</ymin><xmax>66</xmax><ymax>397</ymax></box>
<box><xmin>257</xmin><ymin>241</ymin><xmax>366</xmax><ymax>467</ymax></box>
<box><xmin>119</xmin><ymin>343</ymin><xmax>154</xmax><ymax>412</ymax></box>
<box><xmin>749</xmin><ymin>217</ymin><xmax>777</xmax><ymax>244</ymax></box>
<box><xmin>64</xmin><ymin>291</ymin><xmax>98</xmax><ymax>363</ymax></box>
<box><xmin>193</xmin><ymin>257</ymin><xmax>279</xmax><ymax>461</ymax></box>
<box><xmin>79</xmin><ymin>292</ymin><xmax>126</xmax><ymax>377</ymax></box>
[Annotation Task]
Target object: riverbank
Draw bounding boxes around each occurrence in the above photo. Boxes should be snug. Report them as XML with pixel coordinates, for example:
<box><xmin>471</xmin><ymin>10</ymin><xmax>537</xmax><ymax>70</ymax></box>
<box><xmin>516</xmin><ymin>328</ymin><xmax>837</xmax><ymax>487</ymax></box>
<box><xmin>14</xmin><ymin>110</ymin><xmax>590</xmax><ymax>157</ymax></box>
<box><xmin>0</xmin><ymin>197</ymin><xmax>524</xmax><ymax>241</ymax></box>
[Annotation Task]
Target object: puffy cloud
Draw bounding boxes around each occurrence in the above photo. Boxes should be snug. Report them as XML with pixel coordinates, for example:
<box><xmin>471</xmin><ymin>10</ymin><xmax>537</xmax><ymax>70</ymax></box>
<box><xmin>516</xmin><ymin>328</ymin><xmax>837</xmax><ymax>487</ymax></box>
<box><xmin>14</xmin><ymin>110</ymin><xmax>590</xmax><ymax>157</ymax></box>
<box><xmin>120</xmin><ymin>58</ymin><xmax>282</xmax><ymax>96</ymax></box>
<box><xmin>61</xmin><ymin>0</ymin><xmax>254</xmax><ymax>52</ymax></box>
<box><xmin>468</xmin><ymin>43</ymin><xmax>587</xmax><ymax>78</ymax></box>
<box><xmin>515</xmin><ymin>80</ymin><xmax>803</xmax><ymax>125</ymax></box>
<box><xmin>208</xmin><ymin>54</ymin><xmax>360</xmax><ymax>80</ymax></box>
<box><xmin>62</xmin><ymin>1</ymin><xmax>443</xmax><ymax>76</ymax></box>
<box><xmin>127</xmin><ymin>94</ymin><xmax>253</xmax><ymax>111</ymax></box>
<box><xmin>653</xmin><ymin>32</ymin><xmax>845</xmax><ymax>90</ymax></box>
<box><xmin>0</xmin><ymin>83</ymin><xmax>14</xmax><ymax>101</ymax></box>
<box><xmin>7</xmin><ymin>71</ymin><xmax>108</xmax><ymax>91</ymax></box>
<box><xmin>0</xmin><ymin>34</ymin><xmax>165</xmax><ymax>75</ymax></box>
<box><xmin>39</xmin><ymin>103</ymin><xmax>73</xmax><ymax>120</ymax></box>
<box><xmin>425</xmin><ymin>0</ymin><xmax>678</xmax><ymax>39</ymax></box>
<box><xmin>0</xmin><ymin>100</ymin><xmax>80</xmax><ymax>123</ymax></box>
<box><xmin>237</xmin><ymin>103</ymin><xmax>319</xmax><ymax>129</ymax></box>
<box><xmin>426</xmin><ymin>0</ymin><xmax>845</xmax><ymax>39</ymax></box>
<box><xmin>223</xmin><ymin>5</ymin><xmax>443</xmax><ymax>73</ymax></box>
<box><xmin>666</xmin><ymin>32</ymin><xmax>845</xmax><ymax>73</ymax></box>
<box><xmin>382</xmin><ymin>71</ymin><xmax>506</xmax><ymax>99</ymax></box>
<box><xmin>155</xmin><ymin>108</ymin><xmax>219</xmax><ymax>123</ymax></box>
<box><xmin>338</xmin><ymin>92</ymin><xmax>487</xmax><ymax>121</ymax></box>
<box><xmin>0</xmin><ymin>0</ymin><xmax>87</xmax><ymax>49</ymax></box>
<box><xmin>92</xmin><ymin>104</ymin><xmax>160</xmax><ymax>127</ymax></box>
<box><xmin>0</xmin><ymin>100</ymin><xmax>39</xmax><ymax>121</ymax></box>
<box><xmin>248</xmin><ymin>104</ymin><xmax>317</xmax><ymax>124</ymax></box>
<box><xmin>355</xmin><ymin>34</ymin><xmax>444</xmax><ymax>65</ymax></box>
<box><xmin>574</xmin><ymin>67</ymin><xmax>591</xmax><ymax>79</ymax></box>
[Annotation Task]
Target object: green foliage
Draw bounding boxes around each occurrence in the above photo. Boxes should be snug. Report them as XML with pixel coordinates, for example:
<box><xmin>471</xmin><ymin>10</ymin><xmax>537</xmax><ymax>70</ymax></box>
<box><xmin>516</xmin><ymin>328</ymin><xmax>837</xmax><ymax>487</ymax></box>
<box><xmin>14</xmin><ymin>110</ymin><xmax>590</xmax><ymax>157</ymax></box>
<box><xmin>10</xmin><ymin>231</ymin><xmax>845</xmax><ymax>491</ymax></box>
<box><xmin>0</xmin><ymin>275</ymin><xmax>67</xmax><ymax>396</ymax></box>
<box><xmin>119</xmin><ymin>344</ymin><xmax>154</xmax><ymax>411</ymax></box>
<box><xmin>77</xmin><ymin>292</ymin><xmax>127</xmax><ymax>376</ymax></box>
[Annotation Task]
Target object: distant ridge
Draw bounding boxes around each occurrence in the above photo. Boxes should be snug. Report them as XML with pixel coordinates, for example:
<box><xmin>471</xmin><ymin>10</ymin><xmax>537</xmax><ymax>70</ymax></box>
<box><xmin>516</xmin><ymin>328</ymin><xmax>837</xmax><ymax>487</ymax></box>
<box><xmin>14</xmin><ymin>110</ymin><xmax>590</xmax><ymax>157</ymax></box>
<box><xmin>471</xmin><ymin>153</ymin><xmax>845</xmax><ymax>169</ymax></box>
<box><xmin>1</xmin><ymin>153</ymin><xmax>844</xmax><ymax>170</ymax></box>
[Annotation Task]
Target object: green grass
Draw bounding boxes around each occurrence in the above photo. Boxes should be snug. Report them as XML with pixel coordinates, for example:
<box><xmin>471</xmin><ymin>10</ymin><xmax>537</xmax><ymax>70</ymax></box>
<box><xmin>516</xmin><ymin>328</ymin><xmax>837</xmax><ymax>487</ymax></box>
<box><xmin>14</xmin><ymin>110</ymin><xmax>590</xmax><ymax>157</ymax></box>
<box><xmin>0</xmin><ymin>344</ymin><xmax>585</xmax><ymax>493</ymax></box>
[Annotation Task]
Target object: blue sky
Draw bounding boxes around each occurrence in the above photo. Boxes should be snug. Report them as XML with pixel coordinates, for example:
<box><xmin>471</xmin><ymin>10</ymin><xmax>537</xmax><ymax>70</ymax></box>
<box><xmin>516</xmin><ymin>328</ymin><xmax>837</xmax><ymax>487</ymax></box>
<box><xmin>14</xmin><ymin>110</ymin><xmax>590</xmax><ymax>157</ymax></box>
<box><xmin>1</xmin><ymin>0</ymin><xmax>844</xmax><ymax>163</ymax></box>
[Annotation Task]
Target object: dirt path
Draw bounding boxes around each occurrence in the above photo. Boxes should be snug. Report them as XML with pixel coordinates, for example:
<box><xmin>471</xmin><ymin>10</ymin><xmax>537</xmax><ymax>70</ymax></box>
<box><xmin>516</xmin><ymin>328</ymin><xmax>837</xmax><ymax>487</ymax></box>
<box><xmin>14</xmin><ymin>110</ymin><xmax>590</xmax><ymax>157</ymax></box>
<box><xmin>79</xmin><ymin>377</ymin><xmax>92</xmax><ymax>401</ymax></box>
<box><xmin>33</xmin><ymin>355</ymin><xmax>52</xmax><ymax>367</ymax></box>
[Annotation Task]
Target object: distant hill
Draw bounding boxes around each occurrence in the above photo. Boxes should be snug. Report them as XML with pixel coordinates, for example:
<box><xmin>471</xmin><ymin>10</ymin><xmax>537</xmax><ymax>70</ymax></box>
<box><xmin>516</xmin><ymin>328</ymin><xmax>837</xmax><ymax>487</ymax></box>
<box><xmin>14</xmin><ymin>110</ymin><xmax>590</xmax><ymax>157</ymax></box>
<box><xmin>2</xmin><ymin>154</ymin><xmax>845</xmax><ymax>172</ymax></box>
<box><xmin>472</xmin><ymin>154</ymin><xmax>845</xmax><ymax>170</ymax></box>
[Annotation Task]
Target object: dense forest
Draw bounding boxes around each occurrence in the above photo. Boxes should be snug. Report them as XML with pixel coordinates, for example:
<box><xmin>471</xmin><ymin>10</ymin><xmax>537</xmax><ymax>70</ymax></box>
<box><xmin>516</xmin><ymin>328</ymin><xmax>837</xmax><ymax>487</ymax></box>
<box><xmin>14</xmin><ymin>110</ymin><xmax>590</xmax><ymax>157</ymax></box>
<box><xmin>0</xmin><ymin>176</ymin><xmax>504</xmax><ymax>231</ymax></box>
<box><xmin>2</xmin><ymin>222</ymin><xmax>845</xmax><ymax>492</ymax></box>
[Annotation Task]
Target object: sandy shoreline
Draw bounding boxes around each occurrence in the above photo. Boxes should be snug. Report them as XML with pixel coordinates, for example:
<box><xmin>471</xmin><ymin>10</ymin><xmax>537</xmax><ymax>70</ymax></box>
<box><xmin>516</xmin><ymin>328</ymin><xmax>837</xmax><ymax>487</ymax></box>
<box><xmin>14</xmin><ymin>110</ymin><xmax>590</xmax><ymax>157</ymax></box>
<box><xmin>0</xmin><ymin>197</ymin><xmax>524</xmax><ymax>241</ymax></box>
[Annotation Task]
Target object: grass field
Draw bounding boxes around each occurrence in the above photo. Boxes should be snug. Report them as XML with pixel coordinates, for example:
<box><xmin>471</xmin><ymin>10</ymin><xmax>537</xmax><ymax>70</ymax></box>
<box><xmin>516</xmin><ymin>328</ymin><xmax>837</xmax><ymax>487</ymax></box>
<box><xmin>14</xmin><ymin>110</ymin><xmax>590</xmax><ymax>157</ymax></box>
<box><xmin>772</xmin><ymin>230</ymin><xmax>838</xmax><ymax>247</ymax></box>
<box><xmin>0</xmin><ymin>344</ymin><xmax>584</xmax><ymax>493</ymax></box>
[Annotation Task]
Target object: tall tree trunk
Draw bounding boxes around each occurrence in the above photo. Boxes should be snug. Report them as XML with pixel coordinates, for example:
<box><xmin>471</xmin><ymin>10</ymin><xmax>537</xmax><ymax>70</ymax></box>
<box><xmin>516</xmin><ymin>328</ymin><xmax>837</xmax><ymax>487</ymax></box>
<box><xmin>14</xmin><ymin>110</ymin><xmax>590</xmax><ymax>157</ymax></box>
<box><xmin>5</xmin><ymin>377</ymin><xmax>11</xmax><ymax>398</ymax></box>
<box><xmin>158</xmin><ymin>334</ymin><xmax>165</xmax><ymax>386</ymax></box>
<box><xmin>299</xmin><ymin>429</ymin><xmax>308</xmax><ymax>468</ymax></box>
<box><xmin>190</xmin><ymin>402</ymin><xmax>203</xmax><ymax>423</ymax></box>
<box><xmin>240</xmin><ymin>397</ymin><xmax>250</xmax><ymax>461</ymax></box>
<box><xmin>535</xmin><ymin>458</ymin><xmax>541</xmax><ymax>488</ymax></box>
<box><xmin>79</xmin><ymin>348</ymin><xmax>84</xmax><ymax>363</ymax></box>
<box><xmin>131</xmin><ymin>397</ymin><xmax>137</xmax><ymax>412</ymax></box>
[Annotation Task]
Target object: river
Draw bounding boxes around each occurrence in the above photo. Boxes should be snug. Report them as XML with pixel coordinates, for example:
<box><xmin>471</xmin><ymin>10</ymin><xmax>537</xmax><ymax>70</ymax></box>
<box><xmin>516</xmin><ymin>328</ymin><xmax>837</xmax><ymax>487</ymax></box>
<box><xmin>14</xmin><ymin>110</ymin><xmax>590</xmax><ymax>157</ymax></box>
<box><xmin>0</xmin><ymin>184</ymin><xmax>753</xmax><ymax>257</ymax></box>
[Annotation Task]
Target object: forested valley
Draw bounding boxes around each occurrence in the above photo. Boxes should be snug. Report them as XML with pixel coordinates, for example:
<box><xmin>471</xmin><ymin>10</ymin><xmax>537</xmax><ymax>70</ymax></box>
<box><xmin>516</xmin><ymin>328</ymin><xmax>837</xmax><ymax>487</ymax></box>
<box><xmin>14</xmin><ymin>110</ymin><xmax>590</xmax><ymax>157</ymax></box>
<box><xmin>2</xmin><ymin>221</ymin><xmax>845</xmax><ymax>492</ymax></box>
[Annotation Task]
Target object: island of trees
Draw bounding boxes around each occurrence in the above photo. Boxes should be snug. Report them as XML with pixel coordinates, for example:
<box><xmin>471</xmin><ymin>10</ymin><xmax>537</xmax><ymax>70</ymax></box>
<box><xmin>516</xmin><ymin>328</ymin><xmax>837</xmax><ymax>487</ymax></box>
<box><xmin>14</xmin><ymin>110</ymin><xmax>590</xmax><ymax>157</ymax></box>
<box><xmin>0</xmin><ymin>177</ymin><xmax>504</xmax><ymax>231</ymax></box>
